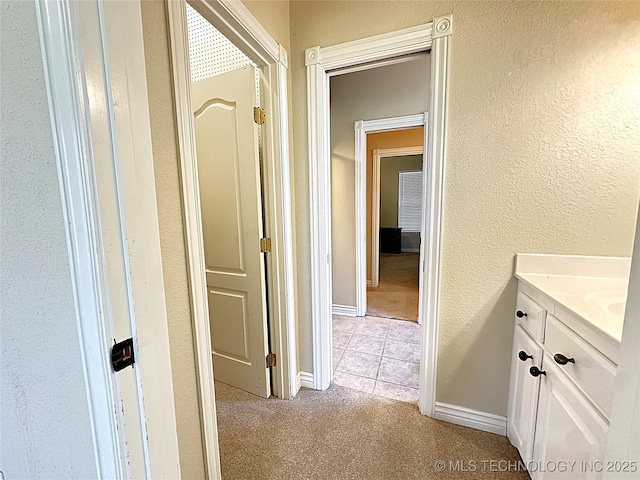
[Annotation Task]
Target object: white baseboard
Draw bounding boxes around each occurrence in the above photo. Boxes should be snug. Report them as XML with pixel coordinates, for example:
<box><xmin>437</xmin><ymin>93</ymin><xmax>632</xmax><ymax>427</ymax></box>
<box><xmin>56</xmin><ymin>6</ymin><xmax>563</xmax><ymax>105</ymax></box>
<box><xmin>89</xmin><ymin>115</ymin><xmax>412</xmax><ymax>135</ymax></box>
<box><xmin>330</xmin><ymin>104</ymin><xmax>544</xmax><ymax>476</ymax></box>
<box><xmin>434</xmin><ymin>402</ymin><xmax>507</xmax><ymax>436</ymax></box>
<box><xmin>297</xmin><ymin>371</ymin><xmax>315</xmax><ymax>389</ymax></box>
<box><xmin>332</xmin><ymin>304</ymin><xmax>357</xmax><ymax>316</ymax></box>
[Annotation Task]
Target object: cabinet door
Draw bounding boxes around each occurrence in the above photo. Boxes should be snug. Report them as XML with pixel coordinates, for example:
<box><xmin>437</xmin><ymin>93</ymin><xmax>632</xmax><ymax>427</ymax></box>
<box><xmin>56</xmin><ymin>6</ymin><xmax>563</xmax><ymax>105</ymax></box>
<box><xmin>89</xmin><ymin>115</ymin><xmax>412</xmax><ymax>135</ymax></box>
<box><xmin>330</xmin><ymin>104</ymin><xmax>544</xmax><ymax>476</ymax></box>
<box><xmin>507</xmin><ymin>325</ymin><xmax>542</xmax><ymax>464</ymax></box>
<box><xmin>531</xmin><ymin>358</ymin><xmax>608</xmax><ymax>480</ymax></box>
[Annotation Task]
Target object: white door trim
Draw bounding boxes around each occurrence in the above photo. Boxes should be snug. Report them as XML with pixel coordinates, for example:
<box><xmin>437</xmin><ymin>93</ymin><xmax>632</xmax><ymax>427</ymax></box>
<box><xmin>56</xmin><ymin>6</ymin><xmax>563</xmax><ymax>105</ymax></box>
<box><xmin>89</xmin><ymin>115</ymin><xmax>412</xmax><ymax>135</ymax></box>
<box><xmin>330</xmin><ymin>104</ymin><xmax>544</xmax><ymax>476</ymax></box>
<box><xmin>306</xmin><ymin>16</ymin><xmax>452</xmax><ymax>418</ymax></box>
<box><xmin>36</xmin><ymin>0</ymin><xmax>180</xmax><ymax>477</ymax></box>
<box><xmin>167</xmin><ymin>1</ymin><xmax>296</xmax><ymax>477</ymax></box>
<box><xmin>371</xmin><ymin>143</ymin><xmax>425</xmax><ymax>290</ymax></box>
<box><xmin>355</xmin><ymin>114</ymin><xmax>425</xmax><ymax>303</ymax></box>
<box><xmin>35</xmin><ymin>1</ymin><xmax>122</xmax><ymax>476</ymax></box>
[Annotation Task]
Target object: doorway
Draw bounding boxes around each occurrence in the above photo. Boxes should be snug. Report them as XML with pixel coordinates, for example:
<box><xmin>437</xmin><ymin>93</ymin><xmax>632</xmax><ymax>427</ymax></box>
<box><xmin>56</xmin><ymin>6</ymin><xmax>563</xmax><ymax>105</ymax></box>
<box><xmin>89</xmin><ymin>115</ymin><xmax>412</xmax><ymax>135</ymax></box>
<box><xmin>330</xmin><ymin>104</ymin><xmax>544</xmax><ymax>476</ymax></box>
<box><xmin>167</xmin><ymin>0</ymin><xmax>296</xmax><ymax>477</ymax></box>
<box><xmin>326</xmin><ymin>50</ymin><xmax>430</xmax><ymax>403</ymax></box>
<box><xmin>368</xmin><ymin>143</ymin><xmax>425</xmax><ymax>323</ymax></box>
<box><xmin>187</xmin><ymin>3</ymin><xmax>271</xmax><ymax>398</ymax></box>
<box><xmin>306</xmin><ymin>17</ymin><xmax>452</xmax><ymax>417</ymax></box>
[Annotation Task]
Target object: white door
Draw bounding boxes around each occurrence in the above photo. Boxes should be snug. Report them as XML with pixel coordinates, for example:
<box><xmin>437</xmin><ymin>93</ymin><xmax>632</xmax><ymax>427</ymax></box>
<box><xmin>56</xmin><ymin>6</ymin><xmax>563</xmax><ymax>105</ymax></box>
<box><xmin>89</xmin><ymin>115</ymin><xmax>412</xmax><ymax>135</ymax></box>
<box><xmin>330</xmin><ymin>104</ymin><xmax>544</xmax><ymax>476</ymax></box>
<box><xmin>192</xmin><ymin>66</ymin><xmax>271</xmax><ymax>398</ymax></box>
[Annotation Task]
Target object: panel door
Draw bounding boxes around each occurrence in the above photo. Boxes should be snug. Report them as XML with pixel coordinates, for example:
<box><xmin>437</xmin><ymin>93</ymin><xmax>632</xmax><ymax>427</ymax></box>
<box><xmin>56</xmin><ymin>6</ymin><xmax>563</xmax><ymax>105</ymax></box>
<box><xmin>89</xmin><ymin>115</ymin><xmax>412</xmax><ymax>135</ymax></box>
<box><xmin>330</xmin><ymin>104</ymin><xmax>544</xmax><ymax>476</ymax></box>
<box><xmin>192</xmin><ymin>66</ymin><xmax>270</xmax><ymax>398</ymax></box>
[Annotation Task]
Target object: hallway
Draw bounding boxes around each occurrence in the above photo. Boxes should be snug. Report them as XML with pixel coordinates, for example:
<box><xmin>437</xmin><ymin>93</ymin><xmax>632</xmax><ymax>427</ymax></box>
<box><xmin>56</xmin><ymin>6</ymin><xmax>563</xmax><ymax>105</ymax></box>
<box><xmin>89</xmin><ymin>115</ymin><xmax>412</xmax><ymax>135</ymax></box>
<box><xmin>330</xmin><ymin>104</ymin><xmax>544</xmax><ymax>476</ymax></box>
<box><xmin>214</xmin><ymin>381</ymin><xmax>528</xmax><ymax>479</ymax></box>
<box><xmin>332</xmin><ymin>314</ymin><xmax>421</xmax><ymax>403</ymax></box>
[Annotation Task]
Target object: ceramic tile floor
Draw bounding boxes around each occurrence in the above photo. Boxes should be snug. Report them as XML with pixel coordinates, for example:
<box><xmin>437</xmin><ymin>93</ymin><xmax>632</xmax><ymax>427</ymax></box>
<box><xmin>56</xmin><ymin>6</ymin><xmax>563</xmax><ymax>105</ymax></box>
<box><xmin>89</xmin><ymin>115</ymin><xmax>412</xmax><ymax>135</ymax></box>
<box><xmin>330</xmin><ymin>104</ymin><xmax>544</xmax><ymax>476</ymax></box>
<box><xmin>332</xmin><ymin>314</ymin><xmax>421</xmax><ymax>403</ymax></box>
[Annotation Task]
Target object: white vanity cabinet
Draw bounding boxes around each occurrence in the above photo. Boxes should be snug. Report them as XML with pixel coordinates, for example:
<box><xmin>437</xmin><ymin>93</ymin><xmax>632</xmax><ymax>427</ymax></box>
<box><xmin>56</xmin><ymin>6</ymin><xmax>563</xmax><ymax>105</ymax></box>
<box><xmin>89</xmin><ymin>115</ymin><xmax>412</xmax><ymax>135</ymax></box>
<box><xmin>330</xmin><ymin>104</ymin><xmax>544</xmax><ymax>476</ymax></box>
<box><xmin>507</xmin><ymin>282</ymin><xmax>618</xmax><ymax>480</ymax></box>
<box><xmin>531</xmin><ymin>358</ymin><xmax>609</xmax><ymax>480</ymax></box>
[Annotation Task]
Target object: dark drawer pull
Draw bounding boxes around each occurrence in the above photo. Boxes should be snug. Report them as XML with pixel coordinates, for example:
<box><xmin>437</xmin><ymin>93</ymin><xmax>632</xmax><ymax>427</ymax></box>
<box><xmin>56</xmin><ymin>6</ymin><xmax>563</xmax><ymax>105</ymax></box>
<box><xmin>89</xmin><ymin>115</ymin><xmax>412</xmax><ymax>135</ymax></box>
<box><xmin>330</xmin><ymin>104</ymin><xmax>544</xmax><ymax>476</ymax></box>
<box><xmin>553</xmin><ymin>353</ymin><xmax>575</xmax><ymax>366</ymax></box>
<box><xmin>518</xmin><ymin>351</ymin><xmax>533</xmax><ymax>361</ymax></box>
<box><xmin>529</xmin><ymin>366</ymin><xmax>546</xmax><ymax>377</ymax></box>
<box><xmin>516</xmin><ymin>310</ymin><xmax>527</xmax><ymax>318</ymax></box>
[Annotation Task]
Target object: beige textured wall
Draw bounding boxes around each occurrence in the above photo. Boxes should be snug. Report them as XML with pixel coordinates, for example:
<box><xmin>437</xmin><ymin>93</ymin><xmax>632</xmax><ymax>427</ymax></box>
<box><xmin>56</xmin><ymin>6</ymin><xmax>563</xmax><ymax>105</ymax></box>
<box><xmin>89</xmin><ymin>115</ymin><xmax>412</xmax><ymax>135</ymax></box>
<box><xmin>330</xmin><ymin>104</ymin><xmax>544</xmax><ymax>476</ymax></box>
<box><xmin>242</xmin><ymin>1</ymin><xmax>290</xmax><ymax>49</ymax></box>
<box><xmin>330</xmin><ymin>57</ymin><xmax>430</xmax><ymax>306</ymax></box>
<box><xmin>1</xmin><ymin>1</ymin><xmax>97</xmax><ymax>477</ymax></box>
<box><xmin>141</xmin><ymin>1</ymin><xmax>292</xmax><ymax>476</ymax></box>
<box><xmin>291</xmin><ymin>1</ymin><xmax>640</xmax><ymax>415</ymax></box>
<box><xmin>366</xmin><ymin>129</ymin><xmax>424</xmax><ymax>280</ymax></box>
<box><xmin>380</xmin><ymin>155</ymin><xmax>423</xmax><ymax>228</ymax></box>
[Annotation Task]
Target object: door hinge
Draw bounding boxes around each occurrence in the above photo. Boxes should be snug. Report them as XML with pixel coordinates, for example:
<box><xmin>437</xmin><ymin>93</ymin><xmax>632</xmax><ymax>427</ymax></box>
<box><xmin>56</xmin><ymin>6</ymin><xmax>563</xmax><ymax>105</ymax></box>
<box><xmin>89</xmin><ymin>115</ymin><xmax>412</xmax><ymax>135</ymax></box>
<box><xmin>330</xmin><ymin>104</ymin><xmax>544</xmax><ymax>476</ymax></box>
<box><xmin>111</xmin><ymin>337</ymin><xmax>135</xmax><ymax>372</ymax></box>
<box><xmin>259</xmin><ymin>237</ymin><xmax>272</xmax><ymax>253</ymax></box>
<box><xmin>266</xmin><ymin>352</ymin><xmax>277</xmax><ymax>368</ymax></box>
<box><xmin>253</xmin><ymin>106</ymin><xmax>266</xmax><ymax>125</ymax></box>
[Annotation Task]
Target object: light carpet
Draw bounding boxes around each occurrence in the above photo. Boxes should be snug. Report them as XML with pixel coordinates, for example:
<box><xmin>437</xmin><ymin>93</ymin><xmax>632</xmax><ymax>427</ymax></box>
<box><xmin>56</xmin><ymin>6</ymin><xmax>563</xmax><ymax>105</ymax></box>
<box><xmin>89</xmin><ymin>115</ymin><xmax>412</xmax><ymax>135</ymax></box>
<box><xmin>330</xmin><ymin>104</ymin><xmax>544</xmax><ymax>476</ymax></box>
<box><xmin>215</xmin><ymin>381</ymin><xmax>528</xmax><ymax>479</ymax></box>
<box><xmin>367</xmin><ymin>253</ymin><xmax>419</xmax><ymax>322</ymax></box>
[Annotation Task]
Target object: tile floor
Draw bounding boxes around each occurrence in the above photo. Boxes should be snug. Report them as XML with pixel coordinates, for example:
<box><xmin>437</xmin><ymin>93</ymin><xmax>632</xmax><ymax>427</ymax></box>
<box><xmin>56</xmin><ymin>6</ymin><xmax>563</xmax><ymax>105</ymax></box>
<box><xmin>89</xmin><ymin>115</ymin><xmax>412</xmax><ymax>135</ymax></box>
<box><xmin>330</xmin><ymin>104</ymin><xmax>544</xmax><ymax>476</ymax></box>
<box><xmin>332</xmin><ymin>314</ymin><xmax>421</xmax><ymax>403</ymax></box>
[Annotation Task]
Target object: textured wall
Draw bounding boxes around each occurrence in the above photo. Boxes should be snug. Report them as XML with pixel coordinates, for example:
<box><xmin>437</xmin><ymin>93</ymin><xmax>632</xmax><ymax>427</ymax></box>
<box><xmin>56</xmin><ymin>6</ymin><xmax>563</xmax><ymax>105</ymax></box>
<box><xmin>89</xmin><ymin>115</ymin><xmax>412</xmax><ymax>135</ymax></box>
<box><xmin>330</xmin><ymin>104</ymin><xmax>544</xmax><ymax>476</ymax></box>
<box><xmin>290</xmin><ymin>1</ymin><xmax>640</xmax><ymax>415</ymax></box>
<box><xmin>140</xmin><ymin>1</ymin><xmax>207</xmax><ymax>478</ymax></box>
<box><xmin>330</xmin><ymin>57</ymin><xmax>430</xmax><ymax>306</ymax></box>
<box><xmin>242</xmin><ymin>1</ymin><xmax>291</xmax><ymax>50</ymax></box>
<box><xmin>380</xmin><ymin>155</ymin><xmax>423</xmax><ymax>228</ymax></box>
<box><xmin>0</xmin><ymin>1</ymin><xmax>97</xmax><ymax>478</ymax></box>
<box><xmin>366</xmin><ymin>129</ymin><xmax>424</xmax><ymax>280</ymax></box>
<box><xmin>140</xmin><ymin>1</ymin><xmax>293</xmax><ymax>476</ymax></box>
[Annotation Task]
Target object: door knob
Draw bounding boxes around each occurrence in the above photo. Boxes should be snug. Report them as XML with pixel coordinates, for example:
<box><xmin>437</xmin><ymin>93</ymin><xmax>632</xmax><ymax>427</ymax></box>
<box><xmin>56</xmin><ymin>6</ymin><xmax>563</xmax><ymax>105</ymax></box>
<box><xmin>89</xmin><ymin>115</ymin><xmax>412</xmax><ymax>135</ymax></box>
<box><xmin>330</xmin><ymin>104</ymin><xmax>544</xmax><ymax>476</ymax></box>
<box><xmin>516</xmin><ymin>310</ymin><xmax>527</xmax><ymax>318</ymax></box>
<box><xmin>518</xmin><ymin>350</ymin><xmax>533</xmax><ymax>361</ymax></box>
<box><xmin>553</xmin><ymin>353</ymin><xmax>575</xmax><ymax>365</ymax></box>
<box><xmin>529</xmin><ymin>366</ymin><xmax>546</xmax><ymax>377</ymax></box>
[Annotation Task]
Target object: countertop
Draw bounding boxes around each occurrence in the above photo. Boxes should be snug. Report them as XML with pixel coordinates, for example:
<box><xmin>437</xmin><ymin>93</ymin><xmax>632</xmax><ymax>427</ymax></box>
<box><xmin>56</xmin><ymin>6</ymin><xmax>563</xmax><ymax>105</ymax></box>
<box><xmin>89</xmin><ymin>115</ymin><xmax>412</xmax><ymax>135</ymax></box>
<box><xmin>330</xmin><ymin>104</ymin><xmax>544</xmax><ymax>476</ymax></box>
<box><xmin>514</xmin><ymin>254</ymin><xmax>631</xmax><ymax>347</ymax></box>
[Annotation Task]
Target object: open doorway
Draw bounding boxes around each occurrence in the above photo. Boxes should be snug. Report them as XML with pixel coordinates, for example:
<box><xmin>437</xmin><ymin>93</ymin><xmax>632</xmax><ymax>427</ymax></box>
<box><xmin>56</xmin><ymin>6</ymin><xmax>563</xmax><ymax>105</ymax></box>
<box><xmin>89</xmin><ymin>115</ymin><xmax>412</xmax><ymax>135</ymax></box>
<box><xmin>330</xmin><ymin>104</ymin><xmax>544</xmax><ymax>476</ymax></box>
<box><xmin>167</xmin><ymin>1</ymin><xmax>296</xmax><ymax>476</ymax></box>
<box><xmin>186</xmin><ymin>3</ymin><xmax>272</xmax><ymax>398</ymax></box>
<box><xmin>328</xmin><ymin>57</ymin><xmax>430</xmax><ymax>404</ymax></box>
<box><xmin>306</xmin><ymin>18</ymin><xmax>452</xmax><ymax>415</ymax></box>
<box><xmin>368</xmin><ymin>142</ymin><xmax>425</xmax><ymax>323</ymax></box>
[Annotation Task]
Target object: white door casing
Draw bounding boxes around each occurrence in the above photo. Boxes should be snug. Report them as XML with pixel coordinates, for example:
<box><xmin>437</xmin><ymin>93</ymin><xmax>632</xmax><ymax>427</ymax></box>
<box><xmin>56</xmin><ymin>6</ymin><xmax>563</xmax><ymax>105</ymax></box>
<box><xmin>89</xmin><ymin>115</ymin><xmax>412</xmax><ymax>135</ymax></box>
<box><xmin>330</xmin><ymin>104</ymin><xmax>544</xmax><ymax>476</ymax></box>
<box><xmin>356</xmin><ymin>119</ymin><xmax>425</xmax><ymax>299</ymax></box>
<box><xmin>306</xmin><ymin>17</ymin><xmax>452</xmax><ymax>418</ymax></box>
<box><xmin>192</xmin><ymin>66</ymin><xmax>271</xmax><ymax>398</ymax></box>
<box><xmin>167</xmin><ymin>1</ymin><xmax>296</xmax><ymax>477</ymax></box>
<box><xmin>36</xmin><ymin>0</ymin><xmax>180</xmax><ymax>478</ymax></box>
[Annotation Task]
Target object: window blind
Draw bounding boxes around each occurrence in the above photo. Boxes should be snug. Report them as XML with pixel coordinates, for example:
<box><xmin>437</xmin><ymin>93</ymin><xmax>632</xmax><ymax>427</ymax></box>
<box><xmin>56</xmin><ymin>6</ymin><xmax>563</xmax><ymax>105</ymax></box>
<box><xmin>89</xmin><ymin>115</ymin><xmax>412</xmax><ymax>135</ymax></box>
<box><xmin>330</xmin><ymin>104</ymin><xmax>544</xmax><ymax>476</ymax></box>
<box><xmin>398</xmin><ymin>170</ymin><xmax>423</xmax><ymax>232</ymax></box>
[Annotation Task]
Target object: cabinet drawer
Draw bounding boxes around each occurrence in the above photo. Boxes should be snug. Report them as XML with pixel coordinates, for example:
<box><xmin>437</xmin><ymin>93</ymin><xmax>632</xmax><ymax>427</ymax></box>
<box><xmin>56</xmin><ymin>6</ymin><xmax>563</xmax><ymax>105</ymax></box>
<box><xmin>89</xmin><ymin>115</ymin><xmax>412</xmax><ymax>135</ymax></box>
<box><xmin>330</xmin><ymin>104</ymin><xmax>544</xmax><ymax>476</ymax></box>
<box><xmin>545</xmin><ymin>315</ymin><xmax>616</xmax><ymax>419</ymax></box>
<box><xmin>515</xmin><ymin>292</ymin><xmax>546</xmax><ymax>342</ymax></box>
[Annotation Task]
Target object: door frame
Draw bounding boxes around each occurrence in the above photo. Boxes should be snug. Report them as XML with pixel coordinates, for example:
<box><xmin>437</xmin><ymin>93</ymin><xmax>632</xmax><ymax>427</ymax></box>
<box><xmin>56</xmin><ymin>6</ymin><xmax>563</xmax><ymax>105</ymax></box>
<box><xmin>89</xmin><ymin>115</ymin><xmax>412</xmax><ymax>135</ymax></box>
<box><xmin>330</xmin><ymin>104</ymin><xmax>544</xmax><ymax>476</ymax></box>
<box><xmin>372</xmin><ymin>144</ymin><xmax>425</xmax><ymax>291</ymax></box>
<box><xmin>355</xmin><ymin>115</ymin><xmax>426</xmax><ymax>304</ymax></box>
<box><xmin>36</xmin><ymin>0</ymin><xmax>180</xmax><ymax>477</ymax></box>
<box><xmin>167</xmin><ymin>0</ymin><xmax>296</xmax><ymax>477</ymax></box>
<box><xmin>306</xmin><ymin>17</ymin><xmax>452</xmax><ymax>417</ymax></box>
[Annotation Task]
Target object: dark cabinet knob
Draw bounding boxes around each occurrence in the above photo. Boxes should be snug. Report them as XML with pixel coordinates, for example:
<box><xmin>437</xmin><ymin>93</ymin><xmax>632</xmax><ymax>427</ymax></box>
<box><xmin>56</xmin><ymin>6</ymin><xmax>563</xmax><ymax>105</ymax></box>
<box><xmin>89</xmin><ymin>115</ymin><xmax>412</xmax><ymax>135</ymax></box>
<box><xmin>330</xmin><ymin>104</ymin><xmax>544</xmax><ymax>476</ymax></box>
<box><xmin>516</xmin><ymin>310</ymin><xmax>527</xmax><ymax>318</ymax></box>
<box><xmin>518</xmin><ymin>350</ymin><xmax>533</xmax><ymax>362</ymax></box>
<box><xmin>553</xmin><ymin>353</ymin><xmax>575</xmax><ymax>365</ymax></box>
<box><xmin>529</xmin><ymin>366</ymin><xmax>546</xmax><ymax>377</ymax></box>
